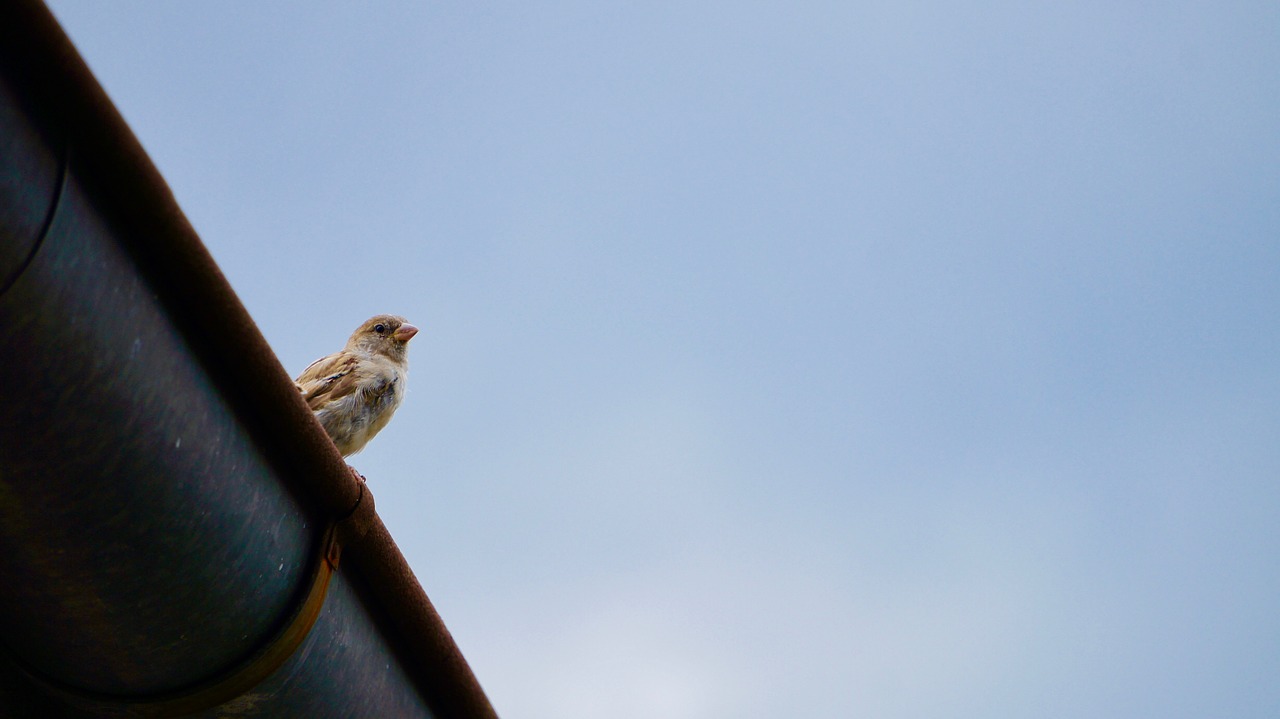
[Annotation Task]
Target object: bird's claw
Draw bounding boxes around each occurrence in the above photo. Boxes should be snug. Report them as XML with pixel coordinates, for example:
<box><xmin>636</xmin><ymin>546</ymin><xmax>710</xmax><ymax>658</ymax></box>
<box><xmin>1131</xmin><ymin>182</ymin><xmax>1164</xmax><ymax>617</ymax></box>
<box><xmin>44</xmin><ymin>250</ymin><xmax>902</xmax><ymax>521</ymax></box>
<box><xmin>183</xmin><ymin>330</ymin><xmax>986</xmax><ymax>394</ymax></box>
<box><xmin>347</xmin><ymin>465</ymin><xmax>367</xmax><ymax>483</ymax></box>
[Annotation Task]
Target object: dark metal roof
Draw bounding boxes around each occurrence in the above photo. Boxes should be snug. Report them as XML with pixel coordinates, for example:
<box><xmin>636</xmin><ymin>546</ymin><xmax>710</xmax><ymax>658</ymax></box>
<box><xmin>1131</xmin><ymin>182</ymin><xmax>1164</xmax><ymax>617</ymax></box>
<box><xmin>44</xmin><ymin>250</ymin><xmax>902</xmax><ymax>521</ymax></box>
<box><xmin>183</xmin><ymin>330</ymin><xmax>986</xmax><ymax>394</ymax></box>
<box><xmin>0</xmin><ymin>1</ymin><xmax>496</xmax><ymax>716</ymax></box>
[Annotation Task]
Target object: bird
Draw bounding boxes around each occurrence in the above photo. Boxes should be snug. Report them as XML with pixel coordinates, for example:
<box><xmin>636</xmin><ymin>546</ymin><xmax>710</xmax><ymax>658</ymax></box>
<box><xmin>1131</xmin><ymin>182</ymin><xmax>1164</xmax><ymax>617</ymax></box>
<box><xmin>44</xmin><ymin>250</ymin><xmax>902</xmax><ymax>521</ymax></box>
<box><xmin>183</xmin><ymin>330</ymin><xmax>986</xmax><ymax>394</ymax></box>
<box><xmin>295</xmin><ymin>314</ymin><xmax>418</xmax><ymax>464</ymax></box>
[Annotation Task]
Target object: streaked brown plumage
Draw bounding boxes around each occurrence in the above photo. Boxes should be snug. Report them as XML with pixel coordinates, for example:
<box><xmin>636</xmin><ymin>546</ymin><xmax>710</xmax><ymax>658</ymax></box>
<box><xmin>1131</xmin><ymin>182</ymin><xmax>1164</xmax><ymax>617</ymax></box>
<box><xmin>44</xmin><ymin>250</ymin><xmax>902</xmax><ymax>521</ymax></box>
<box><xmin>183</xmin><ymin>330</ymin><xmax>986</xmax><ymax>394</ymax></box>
<box><xmin>295</xmin><ymin>314</ymin><xmax>418</xmax><ymax>458</ymax></box>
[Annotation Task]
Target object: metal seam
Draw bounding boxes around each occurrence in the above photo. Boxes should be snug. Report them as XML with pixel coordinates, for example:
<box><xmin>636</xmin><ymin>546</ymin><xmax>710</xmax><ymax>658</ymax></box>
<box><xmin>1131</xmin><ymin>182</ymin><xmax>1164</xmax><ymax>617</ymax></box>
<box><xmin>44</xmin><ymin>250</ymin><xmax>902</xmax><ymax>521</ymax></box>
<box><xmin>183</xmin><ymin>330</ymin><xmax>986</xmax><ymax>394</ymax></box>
<box><xmin>6</xmin><ymin>520</ymin><xmax>345</xmax><ymax>717</ymax></box>
<box><xmin>0</xmin><ymin>139</ymin><xmax>67</xmax><ymax>299</ymax></box>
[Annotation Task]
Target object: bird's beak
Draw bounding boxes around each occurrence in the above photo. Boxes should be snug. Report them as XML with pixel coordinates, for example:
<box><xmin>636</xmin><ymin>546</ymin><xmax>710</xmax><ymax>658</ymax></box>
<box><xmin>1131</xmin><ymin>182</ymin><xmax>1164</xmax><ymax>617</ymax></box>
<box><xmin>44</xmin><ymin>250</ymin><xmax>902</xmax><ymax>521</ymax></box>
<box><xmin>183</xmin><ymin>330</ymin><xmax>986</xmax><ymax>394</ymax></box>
<box><xmin>393</xmin><ymin>324</ymin><xmax>419</xmax><ymax>342</ymax></box>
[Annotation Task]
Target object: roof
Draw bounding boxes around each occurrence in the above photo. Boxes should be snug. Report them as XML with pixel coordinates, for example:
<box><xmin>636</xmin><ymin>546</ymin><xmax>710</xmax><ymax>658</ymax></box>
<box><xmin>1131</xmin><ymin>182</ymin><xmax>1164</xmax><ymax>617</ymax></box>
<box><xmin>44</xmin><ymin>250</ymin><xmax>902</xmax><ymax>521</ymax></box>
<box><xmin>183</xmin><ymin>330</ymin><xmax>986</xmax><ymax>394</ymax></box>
<box><xmin>0</xmin><ymin>1</ymin><xmax>496</xmax><ymax>716</ymax></box>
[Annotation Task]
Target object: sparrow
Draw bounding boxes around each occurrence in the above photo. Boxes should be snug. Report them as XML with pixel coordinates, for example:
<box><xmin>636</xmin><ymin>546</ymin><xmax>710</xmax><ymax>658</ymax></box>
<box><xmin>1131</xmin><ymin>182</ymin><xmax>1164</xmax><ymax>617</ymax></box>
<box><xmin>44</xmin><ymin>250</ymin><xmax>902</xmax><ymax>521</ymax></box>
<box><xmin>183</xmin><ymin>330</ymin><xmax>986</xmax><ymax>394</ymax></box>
<box><xmin>295</xmin><ymin>314</ymin><xmax>418</xmax><ymax>459</ymax></box>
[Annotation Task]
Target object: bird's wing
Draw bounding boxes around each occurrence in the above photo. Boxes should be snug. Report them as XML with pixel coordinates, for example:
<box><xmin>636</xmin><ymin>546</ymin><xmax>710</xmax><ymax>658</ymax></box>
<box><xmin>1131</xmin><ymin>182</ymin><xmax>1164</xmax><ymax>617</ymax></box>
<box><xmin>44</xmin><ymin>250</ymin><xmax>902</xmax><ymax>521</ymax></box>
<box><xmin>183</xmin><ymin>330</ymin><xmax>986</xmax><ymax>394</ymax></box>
<box><xmin>294</xmin><ymin>351</ymin><xmax>363</xmax><ymax>411</ymax></box>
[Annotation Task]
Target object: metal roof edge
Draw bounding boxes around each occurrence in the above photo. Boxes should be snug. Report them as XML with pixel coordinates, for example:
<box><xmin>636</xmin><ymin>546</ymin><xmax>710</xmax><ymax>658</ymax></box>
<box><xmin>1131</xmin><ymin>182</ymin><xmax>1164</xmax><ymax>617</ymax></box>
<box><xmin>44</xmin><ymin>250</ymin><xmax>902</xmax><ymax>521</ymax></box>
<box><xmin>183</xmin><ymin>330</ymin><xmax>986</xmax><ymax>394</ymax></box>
<box><xmin>0</xmin><ymin>2</ymin><xmax>496</xmax><ymax>716</ymax></box>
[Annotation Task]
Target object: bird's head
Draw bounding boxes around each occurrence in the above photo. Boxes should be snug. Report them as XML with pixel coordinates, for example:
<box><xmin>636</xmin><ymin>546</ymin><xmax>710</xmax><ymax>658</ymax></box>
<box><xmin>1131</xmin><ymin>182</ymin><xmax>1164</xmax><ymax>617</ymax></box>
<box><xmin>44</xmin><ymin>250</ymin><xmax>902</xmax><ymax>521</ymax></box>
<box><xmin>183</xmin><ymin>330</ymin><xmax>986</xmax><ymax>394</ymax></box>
<box><xmin>348</xmin><ymin>314</ymin><xmax>418</xmax><ymax>360</ymax></box>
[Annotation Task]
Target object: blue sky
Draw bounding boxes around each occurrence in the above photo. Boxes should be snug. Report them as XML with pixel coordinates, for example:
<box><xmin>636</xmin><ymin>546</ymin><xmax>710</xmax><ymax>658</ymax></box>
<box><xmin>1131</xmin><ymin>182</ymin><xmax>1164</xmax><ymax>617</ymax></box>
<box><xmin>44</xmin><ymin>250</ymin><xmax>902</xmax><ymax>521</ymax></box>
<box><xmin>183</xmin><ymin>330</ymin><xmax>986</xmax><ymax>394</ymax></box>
<box><xmin>46</xmin><ymin>2</ymin><xmax>1279</xmax><ymax>716</ymax></box>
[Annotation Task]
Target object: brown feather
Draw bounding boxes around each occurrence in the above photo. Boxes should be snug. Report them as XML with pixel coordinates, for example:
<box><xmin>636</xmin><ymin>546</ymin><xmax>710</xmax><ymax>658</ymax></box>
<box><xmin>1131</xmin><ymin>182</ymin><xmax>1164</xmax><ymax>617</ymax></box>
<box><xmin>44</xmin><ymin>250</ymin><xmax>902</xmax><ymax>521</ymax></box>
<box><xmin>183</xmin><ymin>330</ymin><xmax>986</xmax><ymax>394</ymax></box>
<box><xmin>296</xmin><ymin>353</ymin><xmax>361</xmax><ymax>410</ymax></box>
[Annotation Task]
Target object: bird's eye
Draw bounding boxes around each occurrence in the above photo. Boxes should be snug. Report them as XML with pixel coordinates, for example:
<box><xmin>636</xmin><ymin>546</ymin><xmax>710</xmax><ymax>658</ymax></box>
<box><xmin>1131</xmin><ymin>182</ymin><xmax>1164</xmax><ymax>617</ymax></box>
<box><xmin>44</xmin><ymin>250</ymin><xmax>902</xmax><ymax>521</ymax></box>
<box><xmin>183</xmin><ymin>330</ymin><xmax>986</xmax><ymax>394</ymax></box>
<box><xmin>374</xmin><ymin>324</ymin><xmax>386</xmax><ymax>334</ymax></box>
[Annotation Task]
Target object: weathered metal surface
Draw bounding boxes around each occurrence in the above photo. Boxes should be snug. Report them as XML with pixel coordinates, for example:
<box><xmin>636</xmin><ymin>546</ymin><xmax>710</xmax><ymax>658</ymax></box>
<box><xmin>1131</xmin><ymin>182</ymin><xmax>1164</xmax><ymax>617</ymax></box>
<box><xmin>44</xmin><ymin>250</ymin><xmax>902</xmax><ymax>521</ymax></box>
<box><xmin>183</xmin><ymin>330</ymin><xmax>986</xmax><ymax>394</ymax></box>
<box><xmin>0</xmin><ymin>70</ymin><xmax>59</xmax><ymax>295</ymax></box>
<box><xmin>0</xmin><ymin>163</ymin><xmax>317</xmax><ymax>695</ymax></box>
<box><xmin>193</xmin><ymin>573</ymin><xmax>435</xmax><ymax>718</ymax></box>
<box><xmin>0</xmin><ymin>4</ymin><xmax>439</xmax><ymax>716</ymax></box>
